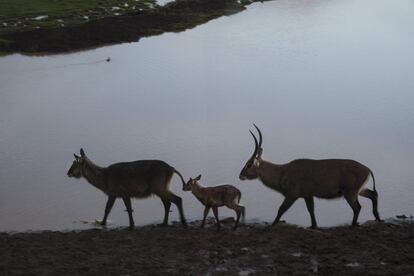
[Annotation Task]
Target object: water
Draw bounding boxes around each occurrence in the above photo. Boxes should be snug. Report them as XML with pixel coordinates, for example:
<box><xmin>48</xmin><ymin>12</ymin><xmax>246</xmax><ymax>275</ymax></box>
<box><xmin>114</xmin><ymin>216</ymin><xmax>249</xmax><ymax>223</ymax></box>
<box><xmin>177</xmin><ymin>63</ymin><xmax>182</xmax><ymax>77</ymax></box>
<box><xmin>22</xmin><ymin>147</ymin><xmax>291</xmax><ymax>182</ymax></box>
<box><xmin>1</xmin><ymin>0</ymin><xmax>413</xmax><ymax>231</ymax></box>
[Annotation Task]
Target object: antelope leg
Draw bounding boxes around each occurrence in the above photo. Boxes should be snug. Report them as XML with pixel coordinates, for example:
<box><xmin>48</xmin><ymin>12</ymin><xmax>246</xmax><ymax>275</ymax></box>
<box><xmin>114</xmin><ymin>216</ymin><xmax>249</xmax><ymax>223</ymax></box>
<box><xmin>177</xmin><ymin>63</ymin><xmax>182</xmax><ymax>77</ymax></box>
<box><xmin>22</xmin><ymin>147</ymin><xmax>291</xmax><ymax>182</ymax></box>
<box><xmin>201</xmin><ymin>206</ymin><xmax>210</xmax><ymax>228</ymax></box>
<box><xmin>161</xmin><ymin>199</ymin><xmax>172</xmax><ymax>226</ymax></box>
<box><xmin>122</xmin><ymin>197</ymin><xmax>135</xmax><ymax>229</ymax></box>
<box><xmin>101</xmin><ymin>196</ymin><xmax>116</xmax><ymax>226</ymax></box>
<box><xmin>304</xmin><ymin>197</ymin><xmax>318</xmax><ymax>228</ymax></box>
<box><xmin>272</xmin><ymin>197</ymin><xmax>297</xmax><ymax>226</ymax></box>
<box><xmin>165</xmin><ymin>191</ymin><xmax>187</xmax><ymax>228</ymax></box>
<box><xmin>359</xmin><ymin>188</ymin><xmax>382</xmax><ymax>221</ymax></box>
<box><xmin>212</xmin><ymin>206</ymin><xmax>220</xmax><ymax>231</ymax></box>
<box><xmin>344</xmin><ymin>193</ymin><xmax>361</xmax><ymax>226</ymax></box>
<box><xmin>233</xmin><ymin>205</ymin><xmax>245</xmax><ymax>230</ymax></box>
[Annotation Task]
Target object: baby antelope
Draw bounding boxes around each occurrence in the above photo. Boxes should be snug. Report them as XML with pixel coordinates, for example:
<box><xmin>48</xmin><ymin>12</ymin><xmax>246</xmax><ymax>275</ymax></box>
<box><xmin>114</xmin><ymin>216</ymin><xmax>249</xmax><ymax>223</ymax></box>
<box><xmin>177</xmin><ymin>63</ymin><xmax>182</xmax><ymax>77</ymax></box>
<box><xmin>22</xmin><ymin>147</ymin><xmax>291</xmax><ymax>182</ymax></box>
<box><xmin>183</xmin><ymin>175</ymin><xmax>245</xmax><ymax>231</ymax></box>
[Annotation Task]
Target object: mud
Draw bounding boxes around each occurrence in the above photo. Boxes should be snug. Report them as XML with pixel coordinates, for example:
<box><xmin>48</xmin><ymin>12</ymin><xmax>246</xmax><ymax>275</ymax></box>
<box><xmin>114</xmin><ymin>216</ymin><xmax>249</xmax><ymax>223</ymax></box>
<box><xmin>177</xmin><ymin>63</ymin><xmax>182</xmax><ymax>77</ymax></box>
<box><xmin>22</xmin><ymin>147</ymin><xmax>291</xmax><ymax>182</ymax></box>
<box><xmin>1</xmin><ymin>218</ymin><xmax>413</xmax><ymax>275</ymax></box>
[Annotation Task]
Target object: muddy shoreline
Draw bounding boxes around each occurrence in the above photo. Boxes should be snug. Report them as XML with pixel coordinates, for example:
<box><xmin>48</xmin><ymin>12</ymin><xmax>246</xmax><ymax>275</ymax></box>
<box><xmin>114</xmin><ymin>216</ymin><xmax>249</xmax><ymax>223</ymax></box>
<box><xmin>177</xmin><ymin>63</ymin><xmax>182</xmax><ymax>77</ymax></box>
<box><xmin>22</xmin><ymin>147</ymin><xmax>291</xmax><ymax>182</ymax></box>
<box><xmin>0</xmin><ymin>0</ymin><xmax>269</xmax><ymax>55</ymax></box>
<box><xmin>1</xmin><ymin>219</ymin><xmax>413</xmax><ymax>275</ymax></box>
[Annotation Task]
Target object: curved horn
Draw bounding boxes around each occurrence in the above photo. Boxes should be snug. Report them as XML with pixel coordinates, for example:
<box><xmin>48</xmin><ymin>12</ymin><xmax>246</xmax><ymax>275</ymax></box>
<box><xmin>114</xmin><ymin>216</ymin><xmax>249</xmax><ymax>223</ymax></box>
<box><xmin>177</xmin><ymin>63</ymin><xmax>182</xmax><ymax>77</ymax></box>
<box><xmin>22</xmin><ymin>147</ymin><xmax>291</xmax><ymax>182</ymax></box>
<box><xmin>249</xmin><ymin>130</ymin><xmax>259</xmax><ymax>160</ymax></box>
<box><xmin>253</xmin><ymin>123</ymin><xmax>263</xmax><ymax>148</ymax></box>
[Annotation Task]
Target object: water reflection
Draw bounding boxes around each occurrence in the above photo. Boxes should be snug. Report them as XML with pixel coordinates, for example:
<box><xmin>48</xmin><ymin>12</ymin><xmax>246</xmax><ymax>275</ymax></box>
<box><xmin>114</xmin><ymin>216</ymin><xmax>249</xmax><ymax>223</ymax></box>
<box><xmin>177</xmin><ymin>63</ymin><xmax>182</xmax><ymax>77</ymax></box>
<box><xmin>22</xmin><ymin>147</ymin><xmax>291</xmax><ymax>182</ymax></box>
<box><xmin>0</xmin><ymin>0</ymin><xmax>413</xmax><ymax>231</ymax></box>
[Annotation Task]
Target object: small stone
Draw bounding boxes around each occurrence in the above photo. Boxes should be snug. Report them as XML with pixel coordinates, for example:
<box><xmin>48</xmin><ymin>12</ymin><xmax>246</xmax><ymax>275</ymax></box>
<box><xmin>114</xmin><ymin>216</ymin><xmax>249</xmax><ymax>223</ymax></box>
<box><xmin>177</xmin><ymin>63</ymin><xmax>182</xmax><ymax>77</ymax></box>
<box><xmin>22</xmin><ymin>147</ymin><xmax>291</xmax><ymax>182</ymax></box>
<box><xmin>33</xmin><ymin>15</ymin><xmax>48</xmax><ymax>20</ymax></box>
<box><xmin>239</xmin><ymin>270</ymin><xmax>253</xmax><ymax>276</ymax></box>
<box><xmin>346</xmin><ymin>262</ymin><xmax>361</xmax><ymax>268</ymax></box>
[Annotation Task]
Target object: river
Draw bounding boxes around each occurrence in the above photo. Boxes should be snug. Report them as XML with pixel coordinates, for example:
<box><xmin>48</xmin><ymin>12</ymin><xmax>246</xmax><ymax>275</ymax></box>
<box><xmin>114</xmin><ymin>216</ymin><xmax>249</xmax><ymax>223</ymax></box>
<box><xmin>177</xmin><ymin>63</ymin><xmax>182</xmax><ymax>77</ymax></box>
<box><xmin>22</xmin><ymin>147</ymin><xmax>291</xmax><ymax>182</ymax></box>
<box><xmin>0</xmin><ymin>0</ymin><xmax>413</xmax><ymax>231</ymax></box>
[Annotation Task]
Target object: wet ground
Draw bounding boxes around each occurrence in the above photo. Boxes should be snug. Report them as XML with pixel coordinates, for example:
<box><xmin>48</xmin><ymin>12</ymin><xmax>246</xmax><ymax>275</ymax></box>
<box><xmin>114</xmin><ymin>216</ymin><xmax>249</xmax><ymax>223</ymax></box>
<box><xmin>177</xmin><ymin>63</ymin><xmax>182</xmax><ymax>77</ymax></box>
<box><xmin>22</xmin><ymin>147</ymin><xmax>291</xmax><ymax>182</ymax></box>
<box><xmin>1</xmin><ymin>218</ymin><xmax>413</xmax><ymax>275</ymax></box>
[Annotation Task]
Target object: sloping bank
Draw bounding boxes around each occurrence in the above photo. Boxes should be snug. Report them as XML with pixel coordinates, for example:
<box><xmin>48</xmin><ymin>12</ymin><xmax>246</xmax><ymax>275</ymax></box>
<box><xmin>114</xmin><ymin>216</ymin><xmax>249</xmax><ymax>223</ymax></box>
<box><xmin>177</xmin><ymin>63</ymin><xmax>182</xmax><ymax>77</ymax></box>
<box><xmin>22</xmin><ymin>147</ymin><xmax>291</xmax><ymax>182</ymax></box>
<box><xmin>0</xmin><ymin>219</ymin><xmax>413</xmax><ymax>275</ymax></box>
<box><xmin>0</xmin><ymin>0</ymin><xmax>270</xmax><ymax>55</ymax></box>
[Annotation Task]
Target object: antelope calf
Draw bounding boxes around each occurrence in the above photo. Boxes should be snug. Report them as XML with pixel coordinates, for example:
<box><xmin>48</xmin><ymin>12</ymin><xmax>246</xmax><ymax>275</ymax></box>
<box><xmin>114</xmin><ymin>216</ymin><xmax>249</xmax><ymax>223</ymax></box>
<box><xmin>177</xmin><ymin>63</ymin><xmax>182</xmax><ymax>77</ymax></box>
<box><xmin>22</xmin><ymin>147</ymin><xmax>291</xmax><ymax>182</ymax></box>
<box><xmin>67</xmin><ymin>149</ymin><xmax>187</xmax><ymax>229</ymax></box>
<box><xmin>183</xmin><ymin>175</ymin><xmax>245</xmax><ymax>231</ymax></box>
<box><xmin>239</xmin><ymin>124</ymin><xmax>382</xmax><ymax>228</ymax></box>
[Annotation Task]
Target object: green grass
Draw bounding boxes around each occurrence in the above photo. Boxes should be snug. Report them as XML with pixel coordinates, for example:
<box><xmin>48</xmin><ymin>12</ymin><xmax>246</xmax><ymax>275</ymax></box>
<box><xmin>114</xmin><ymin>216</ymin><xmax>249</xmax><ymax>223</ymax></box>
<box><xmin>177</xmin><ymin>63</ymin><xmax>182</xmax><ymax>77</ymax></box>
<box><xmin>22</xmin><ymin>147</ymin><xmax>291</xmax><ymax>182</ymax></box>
<box><xmin>0</xmin><ymin>0</ymin><xmax>271</xmax><ymax>54</ymax></box>
<box><xmin>0</xmin><ymin>0</ymin><xmax>158</xmax><ymax>35</ymax></box>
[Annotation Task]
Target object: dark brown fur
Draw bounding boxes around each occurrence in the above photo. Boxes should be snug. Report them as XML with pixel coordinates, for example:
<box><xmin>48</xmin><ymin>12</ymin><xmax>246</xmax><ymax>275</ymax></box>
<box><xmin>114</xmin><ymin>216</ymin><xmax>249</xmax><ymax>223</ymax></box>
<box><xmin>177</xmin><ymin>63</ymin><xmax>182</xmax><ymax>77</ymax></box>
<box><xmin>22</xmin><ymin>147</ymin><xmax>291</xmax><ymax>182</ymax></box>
<box><xmin>239</xmin><ymin>125</ymin><xmax>381</xmax><ymax>228</ymax></box>
<box><xmin>67</xmin><ymin>149</ymin><xmax>187</xmax><ymax>229</ymax></box>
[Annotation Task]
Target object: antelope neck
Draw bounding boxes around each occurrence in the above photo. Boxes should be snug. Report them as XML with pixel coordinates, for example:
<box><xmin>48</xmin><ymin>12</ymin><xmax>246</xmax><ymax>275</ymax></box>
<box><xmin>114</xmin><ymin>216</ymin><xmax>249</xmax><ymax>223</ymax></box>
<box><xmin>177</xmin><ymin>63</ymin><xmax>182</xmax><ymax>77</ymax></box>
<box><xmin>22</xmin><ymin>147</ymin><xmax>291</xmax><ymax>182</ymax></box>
<box><xmin>257</xmin><ymin>160</ymin><xmax>283</xmax><ymax>188</ymax></box>
<box><xmin>190</xmin><ymin>181</ymin><xmax>205</xmax><ymax>201</ymax></box>
<box><xmin>81</xmin><ymin>158</ymin><xmax>105</xmax><ymax>190</ymax></box>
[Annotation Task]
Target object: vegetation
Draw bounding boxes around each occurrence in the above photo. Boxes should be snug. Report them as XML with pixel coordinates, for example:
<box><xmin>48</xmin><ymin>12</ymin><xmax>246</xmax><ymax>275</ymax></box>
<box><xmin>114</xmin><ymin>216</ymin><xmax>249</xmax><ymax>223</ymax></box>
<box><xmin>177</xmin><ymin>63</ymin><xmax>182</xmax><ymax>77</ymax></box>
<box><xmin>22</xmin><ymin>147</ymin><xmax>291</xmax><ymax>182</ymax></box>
<box><xmin>0</xmin><ymin>0</ymin><xmax>270</xmax><ymax>55</ymax></box>
<box><xmin>0</xmin><ymin>0</ymin><xmax>158</xmax><ymax>35</ymax></box>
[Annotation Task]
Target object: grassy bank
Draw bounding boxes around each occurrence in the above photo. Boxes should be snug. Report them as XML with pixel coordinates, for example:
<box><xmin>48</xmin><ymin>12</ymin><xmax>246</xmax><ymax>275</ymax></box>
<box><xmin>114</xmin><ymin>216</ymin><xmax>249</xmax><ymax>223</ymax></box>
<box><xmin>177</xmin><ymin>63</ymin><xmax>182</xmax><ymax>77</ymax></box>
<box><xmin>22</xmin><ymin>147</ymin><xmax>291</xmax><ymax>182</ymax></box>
<box><xmin>0</xmin><ymin>0</ymin><xmax>158</xmax><ymax>35</ymax></box>
<box><xmin>0</xmin><ymin>0</ymin><xmax>269</xmax><ymax>55</ymax></box>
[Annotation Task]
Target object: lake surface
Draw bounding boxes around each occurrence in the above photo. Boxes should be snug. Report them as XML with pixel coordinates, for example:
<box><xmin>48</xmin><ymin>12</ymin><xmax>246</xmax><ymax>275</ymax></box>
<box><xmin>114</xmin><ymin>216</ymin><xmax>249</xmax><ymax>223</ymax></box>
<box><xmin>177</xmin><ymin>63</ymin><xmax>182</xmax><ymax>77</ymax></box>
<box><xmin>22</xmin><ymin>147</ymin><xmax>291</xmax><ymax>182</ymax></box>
<box><xmin>1</xmin><ymin>0</ymin><xmax>413</xmax><ymax>231</ymax></box>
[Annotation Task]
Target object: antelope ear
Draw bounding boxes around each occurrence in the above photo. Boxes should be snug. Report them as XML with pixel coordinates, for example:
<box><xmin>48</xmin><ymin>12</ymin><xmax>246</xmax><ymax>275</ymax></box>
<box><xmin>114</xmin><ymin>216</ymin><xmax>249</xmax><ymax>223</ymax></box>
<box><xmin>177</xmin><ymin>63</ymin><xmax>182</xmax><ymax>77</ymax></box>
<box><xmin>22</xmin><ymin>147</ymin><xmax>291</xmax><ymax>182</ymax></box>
<box><xmin>195</xmin><ymin>174</ymin><xmax>201</xmax><ymax>180</ymax></box>
<box><xmin>74</xmin><ymin>153</ymin><xmax>80</xmax><ymax>160</ymax></box>
<box><xmin>80</xmin><ymin>148</ymin><xmax>86</xmax><ymax>157</ymax></box>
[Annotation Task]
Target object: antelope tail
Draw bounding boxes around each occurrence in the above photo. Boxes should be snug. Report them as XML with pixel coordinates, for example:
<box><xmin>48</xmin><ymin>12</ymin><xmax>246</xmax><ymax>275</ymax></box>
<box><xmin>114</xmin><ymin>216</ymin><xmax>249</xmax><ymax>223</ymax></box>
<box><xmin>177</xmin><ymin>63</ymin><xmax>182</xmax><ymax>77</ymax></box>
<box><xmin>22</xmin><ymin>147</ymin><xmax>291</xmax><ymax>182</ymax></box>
<box><xmin>369</xmin><ymin>170</ymin><xmax>377</xmax><ymax>193</ymax></box>
<box><xmin>172</xmin><ymin>167</ymin><xmax>186</xmax><ymax>186</ymax></box>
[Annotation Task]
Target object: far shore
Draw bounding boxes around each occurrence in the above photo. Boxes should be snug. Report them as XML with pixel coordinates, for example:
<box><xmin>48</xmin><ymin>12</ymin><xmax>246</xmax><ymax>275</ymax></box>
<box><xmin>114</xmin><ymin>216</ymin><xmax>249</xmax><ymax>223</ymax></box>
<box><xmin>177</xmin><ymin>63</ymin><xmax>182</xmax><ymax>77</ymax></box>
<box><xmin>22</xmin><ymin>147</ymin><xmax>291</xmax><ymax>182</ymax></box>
<box><xmin>1</xmin><ymin>218</ymin><xmax>413</xmax><ymax>275</ymax></box>
<box><xmin>0</xmin><ymin>0</ymin><xmax>271</xmax><ymax>55</ymax></box>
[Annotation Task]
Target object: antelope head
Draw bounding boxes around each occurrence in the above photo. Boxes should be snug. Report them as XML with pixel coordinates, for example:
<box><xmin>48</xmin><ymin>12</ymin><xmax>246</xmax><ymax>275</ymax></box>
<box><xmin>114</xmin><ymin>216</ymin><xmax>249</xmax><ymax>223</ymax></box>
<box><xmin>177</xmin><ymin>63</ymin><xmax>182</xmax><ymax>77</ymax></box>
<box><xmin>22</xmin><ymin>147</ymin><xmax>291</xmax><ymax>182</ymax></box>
<box><xmin>67</xmin><ymin>148</ymin><xmax>87</xmax><ymax>178</ymax></box>
<box><xmin>239</xmin><ymin>124</ymin><xmax>263</xmax><ymax>180</ymax></box>
<box><xmin>183</xmin><ymin>174</ymin><xmax>201</xmax><ymax>191</ymax></box>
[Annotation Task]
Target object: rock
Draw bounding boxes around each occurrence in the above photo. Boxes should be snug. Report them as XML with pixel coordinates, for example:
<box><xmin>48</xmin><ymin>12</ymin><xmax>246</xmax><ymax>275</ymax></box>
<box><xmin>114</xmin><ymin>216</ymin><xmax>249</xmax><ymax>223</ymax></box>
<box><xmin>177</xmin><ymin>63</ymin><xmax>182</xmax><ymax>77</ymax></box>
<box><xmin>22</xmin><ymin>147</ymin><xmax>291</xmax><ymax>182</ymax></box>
<box><xmin>310</xmin><ymin>256</ymin><xmax>318</xmax><ymax>273</ymax></box>
<box><xmin>291</xmin><ymin>252</ymin><xmax>303</xmax><ymax>257</ymax></box>
<box><xmin>239</xmin><ymin>269</ymin><xmax>254</xmax><ymax>276</ymax></box>
<box><xmin>346</xmin><ymin>262</ymin><xmax>362</xmax><ymax>268</ymax></box>
<box><xmin>396</xmin><ymin>214</ymin><xmax>413</xmax><ymax>219</ymax></box>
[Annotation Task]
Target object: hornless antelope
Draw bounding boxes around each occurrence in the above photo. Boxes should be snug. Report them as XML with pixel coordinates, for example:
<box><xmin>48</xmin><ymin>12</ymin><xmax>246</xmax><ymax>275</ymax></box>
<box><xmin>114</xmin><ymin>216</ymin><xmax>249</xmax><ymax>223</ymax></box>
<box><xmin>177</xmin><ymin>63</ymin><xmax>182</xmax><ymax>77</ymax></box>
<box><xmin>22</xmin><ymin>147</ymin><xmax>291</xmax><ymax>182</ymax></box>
<box><xmin>67</xmin><ymin>149</ymin><xmax>187</xmax><ymax>229</ymax></box>
<box><xmin>239</xmin><ymin>125</ymin><xmax>382</xmax><ymax>228</ymax></box>
<box><xmin>183</xmin><ymin>175</ymin><xmax>245</xmax><ymax>231</ymax></box>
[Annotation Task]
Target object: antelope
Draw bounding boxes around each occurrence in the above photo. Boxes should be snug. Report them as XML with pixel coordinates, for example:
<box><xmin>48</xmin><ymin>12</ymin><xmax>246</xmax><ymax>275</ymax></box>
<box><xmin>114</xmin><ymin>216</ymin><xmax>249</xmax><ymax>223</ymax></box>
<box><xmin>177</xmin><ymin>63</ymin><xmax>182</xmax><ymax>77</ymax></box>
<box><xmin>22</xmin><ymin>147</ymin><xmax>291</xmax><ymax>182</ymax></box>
<box><xmin>239</xmin><ymin>124</ymin><xmax>382</xmax><ymax>228</ymax></box>
<box><xmin>183</xmin><ymin>175</ymin><xmax>245</xmax><ymax>231</ymax></box>
<box><xmin>67</xmin><ymin>149</ymin><xmax>187</xmax><ymax>229</ymax></box>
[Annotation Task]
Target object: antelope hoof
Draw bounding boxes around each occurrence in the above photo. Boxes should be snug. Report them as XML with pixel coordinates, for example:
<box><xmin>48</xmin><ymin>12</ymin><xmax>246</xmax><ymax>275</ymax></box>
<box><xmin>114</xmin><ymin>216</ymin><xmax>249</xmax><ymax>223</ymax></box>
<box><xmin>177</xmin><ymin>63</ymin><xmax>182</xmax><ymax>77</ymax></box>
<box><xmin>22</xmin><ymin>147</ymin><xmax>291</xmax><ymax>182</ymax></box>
<box><xmin>157</xmin><ymin>223</ymin><xmax>168</xmax><ymax>228</ymax></box>
<box><xmin>351</xmin><ymin>222</ymin><xmax>360</xmax><ymax>227</ymax></box>
<box><xmin>271</xmin><ymin>220</ymin><xmax>285</xmax><ymax>227</ymax></box>
<box><xmin>127</xmin><ymin>225</ymin><xmax>135</xmax><ymax>231</ymax></box>
<box><xmin>96</xmin><ymin>220</ymin><xmax>106</xmax><ymax>226</ymax></box>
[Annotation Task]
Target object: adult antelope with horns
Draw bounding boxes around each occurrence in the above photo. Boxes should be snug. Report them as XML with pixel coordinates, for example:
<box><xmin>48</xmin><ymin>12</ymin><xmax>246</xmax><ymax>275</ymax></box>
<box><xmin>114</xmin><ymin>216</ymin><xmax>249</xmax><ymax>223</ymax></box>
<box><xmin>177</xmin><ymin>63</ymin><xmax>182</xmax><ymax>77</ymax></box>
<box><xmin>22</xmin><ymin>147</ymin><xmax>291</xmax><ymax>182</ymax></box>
<box><xmin>239</xmin><ymin>124</ymin><xmax>382</xmax><ymax>228</ymax></box>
